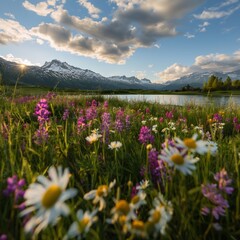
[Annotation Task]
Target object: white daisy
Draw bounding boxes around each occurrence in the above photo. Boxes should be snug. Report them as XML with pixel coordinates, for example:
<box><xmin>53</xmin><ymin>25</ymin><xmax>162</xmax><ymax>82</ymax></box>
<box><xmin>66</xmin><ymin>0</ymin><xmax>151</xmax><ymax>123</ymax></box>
<box><xmin>108</xmin><ymin>141</ymin><xmax>122</xmax><ymax>151</ymax></box>
<box><xmin>64</xmin><ymin>209</ymin><xmax>98</xmax><ymax>239</ymax></box>
<box><xmin>205</xmin><ymin>141</ymin><xmax>218</xmax><ymax>156</ymax></box>
<box><xmin>136</xmin><ymin>180</ymin><xmax>150</xmax><ymax>192</ymax></box>
<box><xmin>148</xmin><ymin>193</ymin><xmax>173</xmax><ymax>235</ymax></box>
<box><xmin>85</xmin><ymin>133</ymin><xmax>102</xmax><ymax>144</ymax></box>
<box><xmin>20</xmin><ymin>166</ymin><xmax>77</xmax><ymax>234</ymax></box>
<box><xmin>130</xmin><ymin>191</ymin><xmax>147</xmax><ymax>210</ymax></box>
<box><xmin>130</xmin><ymin>220</ymin><xmax>147</xmax><ymax>238</ymax></box>
<box><xmin>84</xmin><ymin>180</ymin><xmax>116</xmax><ymax>211</ymax></box>
<box><xmin>109</xmin><ymin>199</ymin><xmax>136</xmax><ymax>224</ymax></box>
<box><xmin>175</xmin><ymin>134</ymin><xmax>209</xmax><ymax>155</ymax></box>
<box><xmin>159</xmin><ymin>147</ymin><xmax>199</xmax><ymax>175</ymax></box>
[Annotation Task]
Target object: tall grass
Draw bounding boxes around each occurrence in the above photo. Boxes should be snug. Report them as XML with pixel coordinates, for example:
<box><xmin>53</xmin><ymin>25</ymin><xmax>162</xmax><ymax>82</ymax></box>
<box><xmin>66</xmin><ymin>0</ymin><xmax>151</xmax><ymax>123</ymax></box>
<box><xmin>0</xmin><ymin>93</ymin><xmax>239</xmax><ymax>239</ymax></box>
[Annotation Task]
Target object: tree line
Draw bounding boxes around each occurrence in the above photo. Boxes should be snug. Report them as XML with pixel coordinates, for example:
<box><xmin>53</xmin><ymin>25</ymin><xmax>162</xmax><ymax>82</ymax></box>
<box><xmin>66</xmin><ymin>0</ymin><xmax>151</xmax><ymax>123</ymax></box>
<box><xmin>203</xmin><ymin>75</ymin><xmax>240</xmax><ymax>91</ymax></box>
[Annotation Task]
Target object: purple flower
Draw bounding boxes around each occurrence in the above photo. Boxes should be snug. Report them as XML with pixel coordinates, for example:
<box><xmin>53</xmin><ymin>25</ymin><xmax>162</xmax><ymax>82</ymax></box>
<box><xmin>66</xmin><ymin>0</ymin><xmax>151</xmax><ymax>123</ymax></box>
<box><xmin>101</xmin><ymin>112</ymin><xmax>111</xmax><ymax>142</ymax></box>
<box><xmin>33</xmin><ymin>126</ymin><xmax>49</xmax><ymax>145</ymax></box>
<box><xmin>103</xmin><ymin>101</ymin><xmax>108</xmax><ymax>108</ymax></box>
<box><xmin>165</xmin><ymin>111</ymin><xmax>174</xmax><ymax>119</ymax></box>
<box><xmin>0</xmin><ymin>234</ymin><xmax>7</xmax><ymax>240</ymax></box>
<box><xmin>214</xmin><ymin>168</ymin><xmax>234</xmax><ymax>195</ymax></box>
<box><xmin>34</xmin><ymin>99</ymin><xmax>51</xmax><ymax>125</ymax></box>
<box><xmin>201</xmin><ymin>169</ymin><xmax>233</xmax><ymax>222</ymax></box>
<box><xmin>115</xmin><ymin>119</ymin><xmax>124</xmax><ymax>132</ymax></box>
<box><xmin>3</xmin><ymin>175</ymin><xmax>26</xmax><ymax>202</ymax></box>
<box><xmin>86</xmin><ymin>107</ymin><xmax>97</xmax><ymax>121</ymax></box>
<box><xmin>213</xmin><ymin>113</ymin><xmax>223</xmax><ymax>123</ymax></box>
<box><xmin>138</xmin><ymin>126</ymin><xmax>154</xmax><ymax>145</ymax></box>
<box><xmin>62</xmin><ymin>108</ymin><xmax>70</xmax><ymax>120</ymax></box>
<box><xmin>77</xmin><ymin>116</ymin><xmax>87</xmax><ymax>133</ymax></box>
<box><xmin>125</xmin><ymin>115</ymin><xmax>131</xmax><ymax>129</ymax></box>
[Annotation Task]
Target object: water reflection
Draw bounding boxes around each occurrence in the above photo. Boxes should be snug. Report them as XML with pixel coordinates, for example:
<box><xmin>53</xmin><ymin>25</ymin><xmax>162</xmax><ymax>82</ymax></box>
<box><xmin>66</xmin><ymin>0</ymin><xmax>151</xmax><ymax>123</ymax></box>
<box><xmin>105</xmin><ymin>94</ymin><xmax>240</xmax><ymax>106</ymax></box>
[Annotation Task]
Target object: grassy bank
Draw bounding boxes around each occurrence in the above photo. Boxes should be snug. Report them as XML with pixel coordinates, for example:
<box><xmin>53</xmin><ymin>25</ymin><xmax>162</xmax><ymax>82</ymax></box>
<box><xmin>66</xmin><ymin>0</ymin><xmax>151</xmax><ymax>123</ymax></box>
<box><xmin>0</xmin><ymin>93</ymin><xmax>240</xmax><ymax>239</ymax></box>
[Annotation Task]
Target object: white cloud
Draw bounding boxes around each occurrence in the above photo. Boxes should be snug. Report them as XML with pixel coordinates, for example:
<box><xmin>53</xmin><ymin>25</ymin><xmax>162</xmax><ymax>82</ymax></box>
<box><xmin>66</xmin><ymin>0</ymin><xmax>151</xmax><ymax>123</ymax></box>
<box><xmin>36</xmin><ymin>38</ymin><xmax>44</xmax><ymax>45</ymax></box>
<box><xmin>154</xmin><ymin>50</ymin><xmax>240</xmax><ymax>82</ymax></box>
<box><xmin>148</xmin><ymin>64</ymin><xmax>153</xmax><ymax>68</ymax></box>
<box><xmin>184</xmin><ymin>32</ymin><xmax>195</xmax><ymax>39</ymax></box>
<box><xmin>194</xmin><ymin>4</ymin><xmax>240</xmax><ymax>19</ymax></box>
<box><xmin>154</xmin><ymin>44</ymin><xmax>161</xmax><ymax>48</ymax></box>
<box><xmin>77</xmin><ymin>0</ymin><xmax>101</xmax><ymax>19</ymax></box>
<box><xmin>135</xmin><ymin>71</ymin><xmax>147</xmax><ymax>79</ymax></box>
<box><xmin>155</xmin><ymin>63</ymin><xmax>192</xmax><ymax>82</ymax></box>
<box><xmin>0</xmin><ymin>54</ymin><xmax>40</xmax><ymax>66</ymax></box>
<box><xmin>0</xmin><ymin>18</ymin><xmax>32</xmax><ymax>44</ymax></box>
<box><xmin>4</xmin><ymin>13</ymin><xmax>15</xmax><ymax>19</ymax></box>
<box><xmin>22</xmin><ymin>1</ymin><xmax>54</xmax><ymax>16</ymax></box>
<box><xmin>199</xmin><ymin>21</ymin><xmax>209</xmax><ymax>27</ymax></box>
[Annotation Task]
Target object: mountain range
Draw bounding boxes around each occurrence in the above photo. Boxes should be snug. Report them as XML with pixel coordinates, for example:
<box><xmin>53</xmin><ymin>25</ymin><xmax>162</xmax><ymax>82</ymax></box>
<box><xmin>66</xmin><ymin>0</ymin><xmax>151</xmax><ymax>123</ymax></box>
<box><xmin>0</xmin><ymin>57</ymin><xmax>239</xmax><ymax>90</ymax></box>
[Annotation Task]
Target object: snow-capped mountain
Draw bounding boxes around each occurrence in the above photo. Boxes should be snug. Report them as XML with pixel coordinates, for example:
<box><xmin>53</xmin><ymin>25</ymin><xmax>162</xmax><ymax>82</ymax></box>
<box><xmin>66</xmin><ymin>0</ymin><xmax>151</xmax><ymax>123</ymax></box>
<box><xmin>0</xmin><ymin>58</ymin><xmax>157</xmax><ymax>90</ymax></box>
<box><xmin>109</xmin><ymin>75</ymin><xmax>151</xmax><ymax>84</ymax></box>
<box><xmin>0</xmin><ymin>57</ymin><xmax>239</xmax><ymax>91</ymax></box>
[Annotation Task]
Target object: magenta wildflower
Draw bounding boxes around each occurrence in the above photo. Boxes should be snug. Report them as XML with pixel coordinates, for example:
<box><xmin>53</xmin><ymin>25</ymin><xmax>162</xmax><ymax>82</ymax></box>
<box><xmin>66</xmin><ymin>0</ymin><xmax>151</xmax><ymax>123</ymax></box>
<box><xmin>0</xmin><ymin>234</ymin><xmax>7</xmax><ymax>240</ymax></box>
<box><xmin>213</xmin><ymin>113</ymin><xmax>223</xmax><ymax>123</ymax></box>
<box><xmin>165</xmin><ymin>111</ymin><xmax>174</xmax><ymax>119</ymax></box>
<box><xmin>77</xmin><ymin>116</ymin><xmax>87</xmax><ymax>133</ymax></box>
<box><xmin>33</xmin><ymin>126</ymin><xmax>49</xmax><ymax>145</ymax></box>
<box><xmin>103</xmin><ymin>100</ymin><xmax>108</xmax><ymax>108</ymax></box>
<box><xmin>86</xmin><ymin>107</ymin><xmax>97</xmax><ymax>121</ymax></box>
<box><xmin>125</xmin><ymin>115</ymin><xmax>131</xmax><ymax>129</ymax></box>
<box><xmin>201</xmin><ymin>169</ymin><xmax>233</xmax><ymax>222</ymax></box>
<box><xmin>138</xmin><ymin>126</ymin><xmax>154</xmax><ymax>145</ymax></box>
<box><xmin>62</xmin><ymin>108</ymin><xmax>70</xmax><ymax>120</ymax></box>
<box><xmin>34</xmin><ymin>99</ymin><xmax>51</xmax><ymax>125</ymax></box>
<box><xmin>101</xmin><ymin>112</ymin><xmax>111</xmax><ymax>142</ymax></box>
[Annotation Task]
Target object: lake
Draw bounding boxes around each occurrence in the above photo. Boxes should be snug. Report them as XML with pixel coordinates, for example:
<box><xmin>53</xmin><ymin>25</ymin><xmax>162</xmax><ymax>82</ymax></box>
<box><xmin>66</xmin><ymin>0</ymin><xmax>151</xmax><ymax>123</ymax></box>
<box><xmin>104</xmin><ymin>94</ymin><xmax>240</xmax><ymax>106</ymax></box>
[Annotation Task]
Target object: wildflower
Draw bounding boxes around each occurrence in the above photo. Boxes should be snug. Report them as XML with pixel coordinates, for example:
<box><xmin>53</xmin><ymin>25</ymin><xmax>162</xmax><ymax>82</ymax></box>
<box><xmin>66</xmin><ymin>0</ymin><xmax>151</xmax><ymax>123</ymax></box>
<box><xmin>175</xmin><ymin>134</ymin><xmax>217</xmax><ymax>155</ymax></box>
<box><xmin>77</xmin><ymin>116</ymin><xmax>87</xmax><ymax>133</ymax></box>
<box><xmin>148</xmin><ymin>193</ymin><xmax>173</xmax><ymax>235</ymax></box>
<box><xmin>136</xmin><ymin>180</ymin><xmax>150</xmax><ymax>192</ymax></box>
<box><xmin>152</xmin><ymin>124</ymin><xmax>158</xmax><ymax>133</ymax></box>
<box><xmin>34</xmin><ymin>99</ymin><xmax>51</xmax><ymax>125</ymax></box>
<box><xmin>3</xmin><ymin>175</ymin><xmax>25</xmax><ymax>202</ymax></box>
<box><xmin>138</xmin><ymin>126</ymin><xmax>154</xmax><ymax>145</ymax></box>
<box><xmin>86</xmin><ymin>106</ymin><xmax>97</xmax><ymax>121</ymax></box>
<box><xmin>115</xmin><ymin>119</ymin><xmax>124</xmax><ymax>132</ymax></box>
<box><xmin>109</xmin><ymin>199</ymin><xmax>136</xmax><ymax>224</ymax></box>
<box><xmin>62</xmin><ymin>108</ymin><xmax>70</xmax><ymax>120</ymax></box>
<box><xmin>108</xmin><ymin>141</ymin><xmax>122</xmax><ymax>151</ymax></box>
<box><xmin>0</xmin><ymin>234</ymin><xmax>7</xmax><ymax>240</ymax></box>
<box><xmin>101</xmin><ymin>112</ymin><xmax>111</xmax><ymax>142</ymax></box>
<box><xmin>130</xmin><ymin>191</ymin><xmax>147</xmax><ymax>210</ymax></box>
<box><xmin>130</xmin><ymin>220</ymin><xmax>147</xmax><ymax>238</ymax></box>
<box><xmin>146</xmin><ymin>144</ymin><xmax>152</xmax><ymax>151</ymax></box>
<box><xmin>21</xmin><ymin>166</ymin><xmax>77</xmax><ymax>234</ymax></box>
<box><xmin>159</xmin><ymin>147</ymin><xmax>199</xmax><ymax>175</ymax></box>
<box><xmin>33</xmin><ymin>126</ymin><xmax>49</xmax><ymax>145</ymax></box>
<box><xmin>64</xmin><ymin>209</ymin><xmax>98</xmax><ymax>239</ymax></box>
<box><xmin>125</xmin><ymin>115</ymin><xmax>131</xmax><ymax>129</ymax></box>
<box><xmin>84</xmin><ymin>180</ymin><xmax>116</xmax><ymax>211</ymax></box>
<box><xmin>165</xmin><ymin>111</ymin><xmax>173</xmax><ymax>119</ymax></box>
<box><xmin>86</xmin><ymin>133</ymin><xmax>102</xmax><ymax>144</ymax></box>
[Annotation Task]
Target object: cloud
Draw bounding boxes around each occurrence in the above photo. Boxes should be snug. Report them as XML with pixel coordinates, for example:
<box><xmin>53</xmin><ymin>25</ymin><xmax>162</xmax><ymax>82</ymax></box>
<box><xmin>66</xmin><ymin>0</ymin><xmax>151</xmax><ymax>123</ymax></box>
<box><xmin>30</xmin><ymin>23</ymin><xmax>134</xmax><ymax>64</ymax></box>
<box><xmin>0</xmin><ymin>54</ymin><xmax>40</xmax><ymax>66</ymax></box>
<box><xmin>184</xmin><ymin>32</ymin><xmax>195</xmax><ymax>39</ymax></box>
<box><xmin>4</xmin><ymin>13</ymin><xmax>15</xmax><ymax>19</ymax></box>
<box><xmin>17</xmin><ymin>0</ymin><xmax>204</xmax><ymax>64</ymax></box>
<box><xmin>148</xmin><ymin>64</ymin><xmax>153</xmax><ymax>68</ymax></box>
<box><xmin>0</xmin><ymin>19</ymin><xmax>32</xmax><ymax>44</ymax></box>
<box><xmin>135</xmin><ymin>71</ymin><xmax>147</xmax><ymax>79</ymax></box>
<box><xmin>155</xmin><ymin>63</ymin><xmax>192</xmax><ymax>82</ymax></box>
<box><xmin>154</xmin><ymin>44</ymin><xmax>160</xmax><ymax>48</ymax></box>
<box><xmin>49</xmin><ymin>0</ymin><xmax>202</xmax><ymax>63</ymax></box>
<box><xmin>194</xmin><ymin>4</ymin><xmax>240</xmax><ymax>19</ymax></box>
<box><xmin>22</xmin><ymin>1</ymin><xmax>54</xmax><ymax>16</ymax></box>
<box><xmin>154</xmin><ymin>50</ymin><xmax>240</xmax><ymax>82</ymax></box>
<box><xmin>77</xmin><ymin>0</ymin><xmax>101</xmax><ymax>19</ymax></box>
<box><xmin>36</xmin><ymin>38</ymin><xmax>44</xmax><ymax>45</ymax></box>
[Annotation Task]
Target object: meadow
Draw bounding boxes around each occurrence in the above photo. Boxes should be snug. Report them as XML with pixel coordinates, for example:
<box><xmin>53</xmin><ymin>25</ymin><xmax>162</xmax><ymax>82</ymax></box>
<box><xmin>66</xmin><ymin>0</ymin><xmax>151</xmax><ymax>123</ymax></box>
<box><xmin>0</xmin><ymin>92</ymin><xmax>239</xmax><ymax>240</ymax></box>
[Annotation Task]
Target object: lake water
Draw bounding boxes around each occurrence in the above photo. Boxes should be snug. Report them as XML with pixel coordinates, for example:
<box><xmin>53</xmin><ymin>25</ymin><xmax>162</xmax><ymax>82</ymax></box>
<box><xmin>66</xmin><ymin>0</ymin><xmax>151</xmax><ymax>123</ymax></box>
<box><xmin>104</xmin><ymin>94</ymin><xmax>240</xmax><ymax>106</ymax></box>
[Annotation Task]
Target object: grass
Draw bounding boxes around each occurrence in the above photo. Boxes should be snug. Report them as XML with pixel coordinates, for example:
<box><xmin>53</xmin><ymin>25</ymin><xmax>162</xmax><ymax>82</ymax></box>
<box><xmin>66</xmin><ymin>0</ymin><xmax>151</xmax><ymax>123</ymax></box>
<box><xmin>0</xmin><ymin>92</ymin><xmax>240</xmax><ymax>239</ymax></box>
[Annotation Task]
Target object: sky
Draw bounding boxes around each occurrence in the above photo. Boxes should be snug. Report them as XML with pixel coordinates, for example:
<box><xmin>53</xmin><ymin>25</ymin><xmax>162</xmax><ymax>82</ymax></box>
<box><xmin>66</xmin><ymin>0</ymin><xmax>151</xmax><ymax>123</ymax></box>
<box><xmin>0</xmin><ymin>0</ymin><xmax>240</xmax><ymax>83</ymax></box>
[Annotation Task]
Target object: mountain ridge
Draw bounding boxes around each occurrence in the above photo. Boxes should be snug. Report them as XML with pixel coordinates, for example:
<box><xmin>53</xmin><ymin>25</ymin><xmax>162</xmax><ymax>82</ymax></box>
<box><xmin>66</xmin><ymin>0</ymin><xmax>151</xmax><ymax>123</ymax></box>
<box><xmin>0</xmin><ymin>57</ymin><xmax>239</xmax><ymax>90</ymax></box>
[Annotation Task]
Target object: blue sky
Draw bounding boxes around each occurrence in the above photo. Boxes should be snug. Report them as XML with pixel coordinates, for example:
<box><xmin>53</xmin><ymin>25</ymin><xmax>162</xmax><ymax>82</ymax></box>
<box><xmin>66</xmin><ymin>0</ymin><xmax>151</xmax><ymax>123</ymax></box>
<box><xmin>0</xmin><ymin>0</ymin><xmax>240</xmax><ymax>83</ymax></box>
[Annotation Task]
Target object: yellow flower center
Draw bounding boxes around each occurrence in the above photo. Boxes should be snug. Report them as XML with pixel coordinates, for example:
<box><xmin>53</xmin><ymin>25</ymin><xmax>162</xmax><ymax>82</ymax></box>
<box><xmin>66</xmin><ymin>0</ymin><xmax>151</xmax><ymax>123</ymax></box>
<box><xmin>151</xmin><ymin>210</ymin><xmax>161</xmax><ymax>223</ymax></box>
<box><xmin>78</xmin><ymin>217</ymin><xmax>90</xmax><ymax>232</ymax></box>
<box><xmin>132</xmin><ymin>220</ymin><xmax>145</xmax><ymax>230</ymax></box>
<box><xmin>131</xmin><ymin>195</ymin><xmax>140</xmax><ymax>205</ymax></box>
<box><xmin>115</xmin><ymin>200</ymin><xmax>130</xmax><ymax>215</ymax></box>
<box><xmin>96</xmin><ymin>185</ymin><xmax>108</xmax><ymax>197</ymax></box>
<box><xmin>42</xmin><ymin>185</ymin><xmax>62</xmax><ymax>208</ymax></box>
<box><xmin>184</xmin><ymin>138</ymin><xmax>197</xmax><ymax>149</ymax></box>
<box><xmin>171</xmin><ymin>154</ymin><xmax>184</xmax><ymax>165</ymax></box>
<box><xmin>118</xmin><ymin>215</ymin><xmax>127</xmax><ymax>225</ymax></box>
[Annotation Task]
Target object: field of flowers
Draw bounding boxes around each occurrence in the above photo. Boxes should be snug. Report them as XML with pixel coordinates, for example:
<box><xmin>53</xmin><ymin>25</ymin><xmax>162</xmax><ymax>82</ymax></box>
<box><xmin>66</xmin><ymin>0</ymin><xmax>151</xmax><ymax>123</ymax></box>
<box><xmin>0</xmin><ymin>92</ymin><xmax>240</xmax><ymax>240</ymax></box>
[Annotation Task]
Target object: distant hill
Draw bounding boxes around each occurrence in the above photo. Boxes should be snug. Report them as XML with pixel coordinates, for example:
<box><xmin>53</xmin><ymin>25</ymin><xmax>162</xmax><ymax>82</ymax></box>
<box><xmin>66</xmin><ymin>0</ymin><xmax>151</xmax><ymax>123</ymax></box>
<box><xmin>0</xmin><ymin>57</ymin><xmax>239</xmax><ymax>91</ymax></box>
